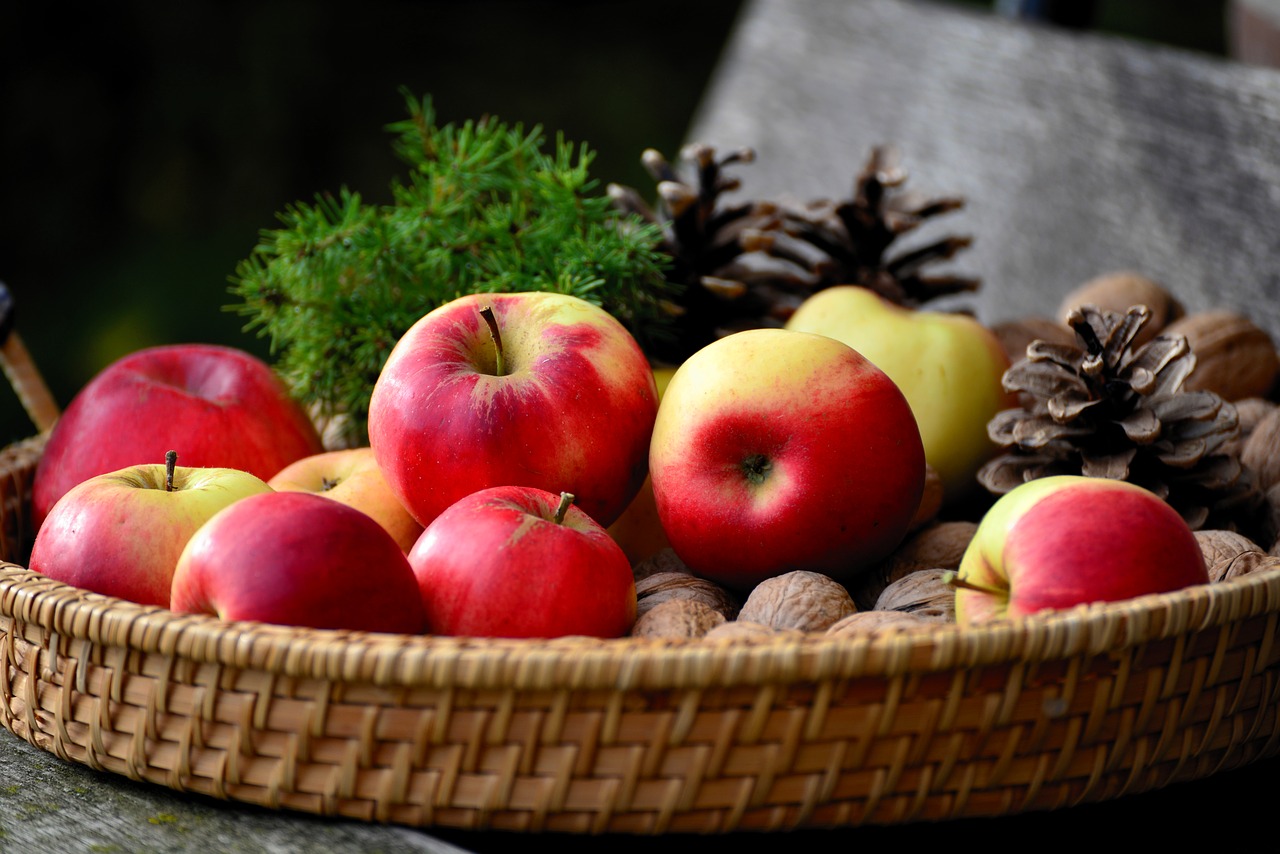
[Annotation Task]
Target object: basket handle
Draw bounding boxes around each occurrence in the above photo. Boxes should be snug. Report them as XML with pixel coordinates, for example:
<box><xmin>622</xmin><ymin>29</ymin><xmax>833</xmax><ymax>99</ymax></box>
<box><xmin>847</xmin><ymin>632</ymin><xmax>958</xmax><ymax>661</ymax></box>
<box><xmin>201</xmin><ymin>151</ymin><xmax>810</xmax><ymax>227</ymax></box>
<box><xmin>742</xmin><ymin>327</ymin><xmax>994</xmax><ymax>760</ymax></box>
<box><xmin>0</xmin><ymin>282</ymin><xmax>60</xmax><ymax>433</ymax></box>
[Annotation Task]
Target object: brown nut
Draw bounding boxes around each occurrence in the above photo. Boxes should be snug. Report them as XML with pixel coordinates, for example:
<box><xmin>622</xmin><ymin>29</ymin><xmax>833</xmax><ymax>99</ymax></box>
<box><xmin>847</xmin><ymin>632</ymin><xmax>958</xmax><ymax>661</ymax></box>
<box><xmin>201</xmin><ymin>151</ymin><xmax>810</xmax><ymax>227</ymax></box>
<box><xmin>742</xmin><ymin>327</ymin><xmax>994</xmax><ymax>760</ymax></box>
<box><xmin>633</xmin><ymin>547</ymin><xmax>694</xmax><ymax>581</ymax></box>
<box><xmin>1242</xmin><ymin>407</ymin><xmax>1280</xmax><ymax>493</ymax></box>
<box><xmin>1194</xmin><ymin>529</ymin><xmax>1264</xmax><ymax>583</ymax></box>
<box><xmin>1223</xmin><ymin>398</ymin><xmax>1276</xmax><ymax>459</ymax></box>
<box><xmin>1217</xmin><ymin>550</ymin><xmax>1280</xmax><ymax>584</ymax></box>
<box><xmin>825</xmin><ymin>610</ymin><xmax>933</xmax><ymax>637</ymax></box>
<box><xmin>906</xmin><ymin>465</ymin><xmax>945</xmax><ymax>533</ymax></box>
<box><xmin>703</xmin><ymin>620</ymin><xmax>805</xmax><ymax>643</ymax></box>
<box><xmin>991</xmin><ymin>316</ymin><xmax>1077</xmax><ymax>365</ymax></box>
<box><xmin>1163</xmin><ymin>311</ymin><xmax>1280</xmax><ymax>401</ymax></box>
<box><xmin>635</xmin><ymin>570</ymin><xmax>739</xmax><ymax>620</ymax></box>
<box><xmin>1056</xmin><ymin>272</ymin><xmax>1183</xmax><ymax>346</ymax></box>
<box><xmin>874</xmin><ymin>568</ymin><xmax>956</xmax><ymax>622</ymax></box>
<box><xmin>736</xmin><ymin>570</ymin><xmax>855</xmax><ymax>632</ymax></box>
<box><xmin>853</xmin><ymin>521</ymin><xmax>978</xmax><ymax>610</ymax></box>
<box><xmin>630</xmin><ymin>599</ymin><xmax>726</xmax><ymax>639</ymax></box>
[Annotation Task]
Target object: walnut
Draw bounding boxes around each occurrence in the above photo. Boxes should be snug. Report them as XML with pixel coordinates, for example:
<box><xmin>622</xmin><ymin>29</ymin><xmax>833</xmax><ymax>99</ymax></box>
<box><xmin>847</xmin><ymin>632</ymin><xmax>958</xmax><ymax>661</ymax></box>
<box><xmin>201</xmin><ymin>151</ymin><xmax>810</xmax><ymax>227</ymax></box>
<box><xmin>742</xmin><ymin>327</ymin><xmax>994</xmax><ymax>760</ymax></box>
<box><xmin>1218</xmin><ymin>551</ymin><xmax>1280</xmax><ymax>584</ymax></box>
<box><xmin>1195</xmin><ymin>530</ymin><xmax>1266</xmax><ymax>583</ymax></box>
<box><xmin>1056</xmin><ymin>271</ymin><xmax>1183</xmax><ymax>346</ymax></box>
<box><xmin>906</xmin><ymin>464</ymin><xmax>945</xmax><ymax>533</ymax></box>
<box><xmin>990</xmin><ymin>316</ymin><xmax>1077</xmax><ymax>365</ymax></box>
<box><xmin>1223</xmin><ymin>398</ymin><xmax>1276</xmax><ymax>459</ymax></box>
<box><xmin>825</xmin><ymin>610</ymin><xmax>932</xmax><ymax>637</ymax></box>
<box><xmin>633</xmin><ymin>547</ymin><xmax>694</xmax><ymax>581</ymax></box>
<box><xmin>736</xmin><ymin>571</ymin><xmax>855</xmax><ymax>632</ymax></box>
<box><xmin>874</xmin><ymin>568</ymin><xmax>956</xmax><ymax>622</ymax></box>
<box><xmin>630</xmin><ymin>599</ymin><xmax>725</xmax><ymax>639</ymax></box>
<box><xmin>852</xmin><ymin>521</ymin><xmax>977</xmax><ymax>610</ymax></box>
<box><xmin>635</xmin><ymin>570</ymin><xmax>739</xmax><ymax>620</ymax></box>
<box><xmin>1163</xmin><ymin>311</ymin><xmax>1280</xmax><ymax>401</ymax></box>
<box><xmin>1242</xmin><ymin>407</ymin><xmax>1280</xmax><ymax>492</ymax></box>
<box><xmin>703</xmin><ymin>620</ymin><xmax>805</xmax><ymax>643</ymax></box>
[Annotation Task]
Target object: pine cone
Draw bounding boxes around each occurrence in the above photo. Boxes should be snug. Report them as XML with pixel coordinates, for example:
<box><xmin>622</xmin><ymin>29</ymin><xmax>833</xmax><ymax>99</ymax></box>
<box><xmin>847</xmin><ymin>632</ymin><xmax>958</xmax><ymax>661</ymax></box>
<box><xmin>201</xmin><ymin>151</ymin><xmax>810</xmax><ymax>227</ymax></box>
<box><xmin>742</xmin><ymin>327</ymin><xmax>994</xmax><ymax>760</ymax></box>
<box><xmin>978</xmin><ymin>305</ymin><xmax>1254</xmax><ymax>530</ymax></box>
<box><xmin>609</xmin><ymin>144</ymin><xmax>975</xmax><ymax>362</ymax></box>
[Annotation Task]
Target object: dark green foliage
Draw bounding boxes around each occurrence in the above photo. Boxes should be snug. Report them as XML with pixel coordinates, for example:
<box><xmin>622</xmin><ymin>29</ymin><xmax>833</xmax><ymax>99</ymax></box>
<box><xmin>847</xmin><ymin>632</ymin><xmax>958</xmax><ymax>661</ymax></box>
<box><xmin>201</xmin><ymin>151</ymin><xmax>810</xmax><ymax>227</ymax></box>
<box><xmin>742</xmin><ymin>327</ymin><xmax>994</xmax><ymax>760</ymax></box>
<box><xmin>229</xmin><ymin>92</ymin><xmax>675</xmax><ymax>447</ymax></box>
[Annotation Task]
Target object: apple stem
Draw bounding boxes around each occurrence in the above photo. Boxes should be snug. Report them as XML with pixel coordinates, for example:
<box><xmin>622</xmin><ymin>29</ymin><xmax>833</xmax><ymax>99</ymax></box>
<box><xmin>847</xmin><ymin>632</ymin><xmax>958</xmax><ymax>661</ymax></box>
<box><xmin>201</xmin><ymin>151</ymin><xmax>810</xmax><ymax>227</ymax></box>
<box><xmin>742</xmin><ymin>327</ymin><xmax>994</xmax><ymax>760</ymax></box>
<box><xmin>479</xmin><ymin>305</ymin><xmax>505</xmax><ymax>377</ymax></box>
<box><xmin>554</xmin><ymin>492</ymin><xmax>575</xmax><ymax>525</ymax></box>
<box><xmin>165</xmin><ymin>450</ymin><xmax>177</xmax><ymax>492</ymax></box>
<box><xmin>942</xmin><ymin>570</ymin><xmax>991</xmax><ymax>594</ymax></box>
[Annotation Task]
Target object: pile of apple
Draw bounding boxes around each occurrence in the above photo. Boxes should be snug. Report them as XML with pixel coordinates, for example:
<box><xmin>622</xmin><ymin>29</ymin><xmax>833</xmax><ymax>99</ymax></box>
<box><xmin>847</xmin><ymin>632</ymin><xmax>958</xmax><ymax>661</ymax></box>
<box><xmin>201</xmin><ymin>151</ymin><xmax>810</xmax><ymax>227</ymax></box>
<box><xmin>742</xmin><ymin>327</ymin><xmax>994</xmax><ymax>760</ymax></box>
<box><xmin>25</xmin><ymin>286</ymin><xmax>1213</xmax><ymax>639</ymax></box>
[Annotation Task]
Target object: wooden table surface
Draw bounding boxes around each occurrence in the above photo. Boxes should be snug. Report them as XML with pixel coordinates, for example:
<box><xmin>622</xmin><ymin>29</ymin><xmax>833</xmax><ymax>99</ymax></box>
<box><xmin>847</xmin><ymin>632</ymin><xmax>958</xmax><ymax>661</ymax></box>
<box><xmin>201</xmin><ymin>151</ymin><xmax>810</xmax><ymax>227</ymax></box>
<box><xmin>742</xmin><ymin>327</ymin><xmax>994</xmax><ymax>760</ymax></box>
<box><xmin>6</xmin><ymin>1</ymin><xmax>1280</xmax><ymax>850</ymax></box>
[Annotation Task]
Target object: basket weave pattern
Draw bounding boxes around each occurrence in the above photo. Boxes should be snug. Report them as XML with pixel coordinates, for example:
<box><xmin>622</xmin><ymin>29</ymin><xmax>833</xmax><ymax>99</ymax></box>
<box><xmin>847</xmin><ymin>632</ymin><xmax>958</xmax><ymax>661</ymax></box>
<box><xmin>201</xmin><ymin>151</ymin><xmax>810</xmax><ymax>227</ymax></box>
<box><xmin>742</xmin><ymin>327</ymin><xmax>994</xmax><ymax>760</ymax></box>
<box><xmin>3</xmin><ymin>434</ymin><xmax>1280</xmax><ymax>832</ymax></box>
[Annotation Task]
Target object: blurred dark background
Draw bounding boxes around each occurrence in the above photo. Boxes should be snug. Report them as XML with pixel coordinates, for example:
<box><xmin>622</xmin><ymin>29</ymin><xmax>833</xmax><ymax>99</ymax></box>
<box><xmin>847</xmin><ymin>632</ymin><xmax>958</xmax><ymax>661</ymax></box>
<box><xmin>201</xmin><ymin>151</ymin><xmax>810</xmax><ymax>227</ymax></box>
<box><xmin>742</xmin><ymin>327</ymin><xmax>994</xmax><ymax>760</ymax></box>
<box><xmin>0</xmin><ymin>0</ymin><xmax>1247</xmax><ymax>446</ymax></box>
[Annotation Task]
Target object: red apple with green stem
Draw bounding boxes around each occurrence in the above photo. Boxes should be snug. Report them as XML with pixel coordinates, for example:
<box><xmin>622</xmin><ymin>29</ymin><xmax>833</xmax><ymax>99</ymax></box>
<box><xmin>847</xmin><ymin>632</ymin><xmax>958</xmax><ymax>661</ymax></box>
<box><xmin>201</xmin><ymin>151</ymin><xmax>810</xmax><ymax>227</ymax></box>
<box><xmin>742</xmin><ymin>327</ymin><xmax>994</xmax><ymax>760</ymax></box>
<box><xmin>170</xmin><ymin>490</ymin><xmax>426</xmax><ymax>633</ymax></box>
<box><xmin>408</xmin><ymin>486</ymin><xmax>636</xmax><ymax>638</ymax></box>
<box><xmin>29</xmin><ymin>451</ymin><xmax>273</xmax><ymax>607</ymax></box>
<box><xmin>368</xmin><ymin>292</ymin><xmax>658</xmax><ymax>529</ymax></box>
<box><xmin>33</xmin><ymin>344</ymin><xmax>324</xmax><ymax>529</ymax></box>
<box><xmin>649</xmin><ymin>328</ymin><xmax>926</xmax><ymax>589</ymax></box>
<box><xmin>950</xmin><ymin>475</ymin><xmax>1209</xmax><ymax>624</ymax></box>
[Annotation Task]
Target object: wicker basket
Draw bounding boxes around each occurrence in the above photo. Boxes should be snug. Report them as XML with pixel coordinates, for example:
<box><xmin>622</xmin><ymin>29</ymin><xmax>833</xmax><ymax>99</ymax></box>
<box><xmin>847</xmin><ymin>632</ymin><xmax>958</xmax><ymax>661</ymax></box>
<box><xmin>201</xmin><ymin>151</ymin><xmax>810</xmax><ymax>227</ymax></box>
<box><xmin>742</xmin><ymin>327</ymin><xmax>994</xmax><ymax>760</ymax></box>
<box><xmin>3</xmin><ymin>432</ymin><xmax>1280</xmax><ymax>833</ymax></box>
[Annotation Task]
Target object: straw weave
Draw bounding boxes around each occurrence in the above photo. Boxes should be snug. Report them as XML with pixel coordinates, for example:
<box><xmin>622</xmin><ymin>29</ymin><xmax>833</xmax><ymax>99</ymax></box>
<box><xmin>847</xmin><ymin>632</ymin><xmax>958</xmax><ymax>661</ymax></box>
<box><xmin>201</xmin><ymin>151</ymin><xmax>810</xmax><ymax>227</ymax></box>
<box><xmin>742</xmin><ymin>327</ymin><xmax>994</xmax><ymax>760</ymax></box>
<box><xmin>2</xmin><ymin>433</ymin><xmax>1279</xmax><ymax>832</ymax></box>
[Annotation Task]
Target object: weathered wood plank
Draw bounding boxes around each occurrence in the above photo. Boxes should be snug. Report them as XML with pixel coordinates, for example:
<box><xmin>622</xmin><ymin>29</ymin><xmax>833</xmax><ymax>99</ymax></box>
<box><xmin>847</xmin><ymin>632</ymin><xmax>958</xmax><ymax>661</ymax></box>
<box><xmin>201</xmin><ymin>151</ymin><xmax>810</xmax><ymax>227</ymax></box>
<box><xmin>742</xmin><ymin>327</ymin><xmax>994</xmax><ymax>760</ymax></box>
<box><xmin>688</xmin><ymin>0</ymin><xmax>1280</xmax><ymax>335</ymax></box>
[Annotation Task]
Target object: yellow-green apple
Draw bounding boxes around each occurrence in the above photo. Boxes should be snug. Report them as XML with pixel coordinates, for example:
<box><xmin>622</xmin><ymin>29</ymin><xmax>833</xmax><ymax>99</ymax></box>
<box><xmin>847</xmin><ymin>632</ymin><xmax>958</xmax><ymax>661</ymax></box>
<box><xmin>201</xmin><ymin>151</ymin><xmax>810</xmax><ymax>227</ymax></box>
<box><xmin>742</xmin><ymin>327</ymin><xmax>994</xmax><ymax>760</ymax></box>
<box><xmin>409</xmin><ymin>486</ymin><xmax>636</xmax><ymax>638</ymax></box>
<box><xmin>268</xmin><ymin>447</ymin><xmax>423</xmax><ymax>553</ymax></box>
<box><xmin>786</xmin><ymin>286</ymin><xmax>1013</xmax><ymax>503</ymax></box>
<box><xmin>649</xmin><ymin>328</ymin><xmax>925</xmax><ymax>589</ymax></box>
<box><xmin>606</xmin><ymin>364</ymin><xmax>677</xmax><ymax>565</ymax></box>
<box><xmin>33</xmin><ymin>344</ymin><xmax>324</xmax><ymax>529</ymax></box>
<box><xmin>170</xmin><ymin>491</ymin><xmax>426</xmax><ymax>633</ymax></box>
<box><xmin>29</xmin><ymin>452</ymin><xmax>273</xmax><ymax>607</ymax></box>
<box><xmin>950</xmin><ymin>475</ymin><xmax>1209</xmax><ymax>624</ymax></box>
<box><xmin>368</xmin><ymin>292</ymin><xmax>658</xmax><ymax>529</ymax></box>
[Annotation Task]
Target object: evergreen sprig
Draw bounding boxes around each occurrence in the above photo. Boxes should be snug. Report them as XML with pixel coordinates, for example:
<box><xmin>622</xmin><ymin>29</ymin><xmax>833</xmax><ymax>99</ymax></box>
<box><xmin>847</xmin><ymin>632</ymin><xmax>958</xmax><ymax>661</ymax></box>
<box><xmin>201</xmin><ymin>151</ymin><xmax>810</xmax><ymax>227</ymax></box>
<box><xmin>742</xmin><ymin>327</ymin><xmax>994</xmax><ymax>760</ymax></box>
<box><xmin>229</xmin><ymin>92</ymin><xmax>675</xmax><ymax>447</ymax></box>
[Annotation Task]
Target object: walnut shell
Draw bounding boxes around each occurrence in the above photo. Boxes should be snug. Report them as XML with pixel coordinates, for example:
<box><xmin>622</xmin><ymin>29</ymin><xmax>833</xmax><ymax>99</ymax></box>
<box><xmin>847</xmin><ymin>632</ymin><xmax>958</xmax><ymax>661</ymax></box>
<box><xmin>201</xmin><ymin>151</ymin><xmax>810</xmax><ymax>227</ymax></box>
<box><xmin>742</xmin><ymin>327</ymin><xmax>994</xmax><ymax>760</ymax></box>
<box><xmin>906</xmin><ymin>464</ymin><xmax>945</xmax><ymax>533</ymax></box>
<box><xmin>633</xmin><ymin>547</ymin><xmax>694</xmax><ymax>581</ymax></box>
<box><xmin>1223</xmin><ymin>398</ymin><xmax>1276</xmax><ymax>459</ymax></box>
<box><xmin>635</xmin><ymin>570</ymin><xmax>739</xmax><ymax>620</ymax></box>
<box><xmin>1056</xmin><ymin>271</ymin><xmax>1183</xmax><ymax>346</ymax></box>
<box><xmin>825</xmin><ymin>610</ymin><xmax>932</xmax><ymax>637</ymax></box>
<box><xmin>736</xmin><ymin>571</ymin><xmax>855</xmax><ymax>632</ymax></box>
<box><xmin>703</xmin><ymin>620</ymin><xmax>805</xmax><ymax>643</ymax></box>
<box><xmin>1216</xmin><ymin>550</ymin><xmax>1280</xmax><ymax>584</ymax></box>
<box><xmin>854</xmin><ymin>521</ymin><xmax>977</xmax><ymax>611</ymax></box>
<box><xmin>1163</xmin><ymin>311</ymin><xmax>1280</xmax><ymax>401</ymax></box>
<box><xmin>630</xmin><ymin>599</ymin><xmax>726</xmax><ymax>639</ymax></box>
<box><xmin>873</xmin><ymin>568</ymin><xmax>956</xmax><ymax>622</ymax></box>
<box><xmin>1194</xmin><ymin>529</ymin><xmax>1265</xmax><ymax>583</ymax></box>
<box><xmin>991</xmin><ymin>316</ymin><xmax>1077</xmax><ymax>365</ymax></box>
<box><xmin>1242</xmin><ymin>407</ymin><xmax>1280</xmax><ymax>492</ymax></box>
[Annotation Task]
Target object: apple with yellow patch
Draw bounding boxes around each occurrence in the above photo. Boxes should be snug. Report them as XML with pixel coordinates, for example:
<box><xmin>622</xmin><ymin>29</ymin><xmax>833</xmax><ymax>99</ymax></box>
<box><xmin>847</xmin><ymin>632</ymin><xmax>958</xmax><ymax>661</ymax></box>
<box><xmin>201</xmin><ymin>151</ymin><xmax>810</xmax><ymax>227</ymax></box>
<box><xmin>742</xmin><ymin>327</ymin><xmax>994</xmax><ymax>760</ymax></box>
<box><xmin>368</xmin><ymin>292</ymin><xmax>659</xmax><ymax>528</ymax></box>
<box><xmin>787</xmin><ymin>285</ymin><xmax>1013</xmax><ymax>502</ymax></box>
<box><xmin>268</xmin><ymin>447</ymin><xmax>423</xmax><ymax>552</ymax></box>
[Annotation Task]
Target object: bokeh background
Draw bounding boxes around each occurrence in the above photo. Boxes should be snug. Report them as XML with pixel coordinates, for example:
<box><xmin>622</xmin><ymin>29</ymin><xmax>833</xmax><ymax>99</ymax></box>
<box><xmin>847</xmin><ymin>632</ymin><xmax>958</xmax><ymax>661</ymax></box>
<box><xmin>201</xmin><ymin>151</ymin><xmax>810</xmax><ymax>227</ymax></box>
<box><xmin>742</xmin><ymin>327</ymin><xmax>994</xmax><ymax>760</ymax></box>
<box><xmin>0</xmin><ymin>0</ymin><xmax>1241</xmax><ymax>446</ymax></box>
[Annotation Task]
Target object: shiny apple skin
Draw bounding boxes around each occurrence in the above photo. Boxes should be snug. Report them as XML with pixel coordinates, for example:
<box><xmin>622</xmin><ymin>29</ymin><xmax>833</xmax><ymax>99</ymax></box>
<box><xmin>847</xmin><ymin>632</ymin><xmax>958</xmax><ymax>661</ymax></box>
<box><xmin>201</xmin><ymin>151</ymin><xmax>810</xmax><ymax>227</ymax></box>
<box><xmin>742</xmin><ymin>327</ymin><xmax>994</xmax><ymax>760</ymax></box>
<box><xmin>33</xmin><ymin>344</ymin><xmax>324</xmax><ymax>529</ymax></box>
<box><xmin>269</xmin><ymin>447</ymin><xmax>423</xmax><ymax>553</ymax></box>
<box><xmin>408</xmin><ymin>485</ymin><xmax>637</xmax><ymax>639</ymax></box>
<box><xmin>954</xmin><ymin>476</ymin><xmax>1209</xmax><ymax>624</ymax></box>
<box><xmin>649</xmin><ymin>328</ymin><xmax>926</xmax><ymax>589</ymax></box>
<box><xmin>29</xmin><ymin>463</ymin><xmax>273</xmax><ymax>607</ymax></box>
<box><xmin>368</xmin><ymin>292</ymin><xmax>658</xmax><ymax>529</ymax></box>
<box><xmin>170</xmin><ymin>491</ymin><xmax>426</xmax><ymax>634</ymax></box>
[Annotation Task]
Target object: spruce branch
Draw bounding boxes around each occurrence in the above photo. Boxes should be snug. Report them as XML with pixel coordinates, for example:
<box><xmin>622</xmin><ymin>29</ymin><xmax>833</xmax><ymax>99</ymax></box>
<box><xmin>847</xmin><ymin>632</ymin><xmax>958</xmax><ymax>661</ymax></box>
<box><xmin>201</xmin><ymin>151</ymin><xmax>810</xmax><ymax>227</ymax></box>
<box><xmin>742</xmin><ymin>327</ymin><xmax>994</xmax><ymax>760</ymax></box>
<box><xmin>229</xmin><ymin>92</ymin><xmax>675</xmax><ymax>446</ymax></box>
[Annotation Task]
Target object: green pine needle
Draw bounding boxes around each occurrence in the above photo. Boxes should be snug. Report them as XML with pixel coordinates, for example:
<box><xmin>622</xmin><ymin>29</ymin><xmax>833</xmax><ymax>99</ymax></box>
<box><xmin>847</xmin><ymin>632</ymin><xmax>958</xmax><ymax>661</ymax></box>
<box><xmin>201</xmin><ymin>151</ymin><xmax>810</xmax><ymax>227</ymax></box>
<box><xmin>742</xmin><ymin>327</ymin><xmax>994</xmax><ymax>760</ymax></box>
<box><xmin>228</xmin><ymin>91</ymin><xmax>676</xmax><ymax>447</ymax></box>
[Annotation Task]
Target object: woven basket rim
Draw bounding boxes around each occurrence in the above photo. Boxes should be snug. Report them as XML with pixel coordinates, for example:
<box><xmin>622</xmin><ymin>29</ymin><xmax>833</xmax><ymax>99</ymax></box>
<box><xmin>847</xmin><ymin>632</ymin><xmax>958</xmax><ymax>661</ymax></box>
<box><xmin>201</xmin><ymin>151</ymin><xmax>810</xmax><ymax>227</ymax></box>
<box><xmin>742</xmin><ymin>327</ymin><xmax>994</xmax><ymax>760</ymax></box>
<box><xmin>5</xmin><ymin>560</ymin><xmax>1278</xmax><ymax>692</ymax></box>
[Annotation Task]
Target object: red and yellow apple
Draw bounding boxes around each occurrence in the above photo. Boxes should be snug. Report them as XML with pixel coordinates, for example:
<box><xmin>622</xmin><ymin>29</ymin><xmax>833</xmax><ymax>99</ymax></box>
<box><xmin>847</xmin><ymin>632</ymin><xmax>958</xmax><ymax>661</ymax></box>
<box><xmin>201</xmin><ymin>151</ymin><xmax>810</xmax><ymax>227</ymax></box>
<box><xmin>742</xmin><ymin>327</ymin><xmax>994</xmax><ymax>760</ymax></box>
<box><xmin>951</xmin><ymin>475</ymin><xmax>1209</xmax><ymax>624</ymax></box>
<box><xmin>368</xmin><ymin>292</ymin><xmax>658</xmax><ymax>529</ymax></box>
<box><xmin>170</xmin><ymin>491</ymin><xmax>426</xmax><ymax>633</ymax></box>
<box><xmin>649</xmin><ymin>328</ymin><xmax>926</xmax><ymax>589</ymax></box>
<box><xmin>408</xmin><ymin>486</ymin><xmax>636</xmax><ymax>638</ymax></box>
<box><xmin>30</xmin><ymin>454</ymin><xmax>273</xmax><ymax>607</ymax></box>
<box><xmin>268</xmin><ymin>447</ymin><xmax>422</xmax><ymax>553</ymax></box>
<box><xmin>786</xmin><ymin>286</ymin><xmax>1013</xmax><ymax>502</ymax></box>
<box><xmin>33</xmin><ymin>344</ymin><xmax>324</xmax><ymax>528</ymax></box>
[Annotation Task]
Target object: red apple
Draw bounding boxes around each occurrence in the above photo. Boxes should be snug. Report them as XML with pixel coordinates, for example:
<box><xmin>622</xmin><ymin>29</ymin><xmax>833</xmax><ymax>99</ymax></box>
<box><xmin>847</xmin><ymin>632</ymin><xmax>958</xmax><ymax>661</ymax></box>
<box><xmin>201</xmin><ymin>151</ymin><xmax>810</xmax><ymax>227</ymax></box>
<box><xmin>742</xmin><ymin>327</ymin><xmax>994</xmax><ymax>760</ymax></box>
<box><xmin>368</xmin><ymin>292</ymin><xmax>658</xmax><ymax>528</ymax></box>
<box><xmin>33</xmin><ymin>344</ymin><xmax>324</xmax><ymax>529</ymax></box>
<box><xmin>408</xmin><ymin>486</ymin><xmax>636</xmax><ymax>638</ymax></box>
<box><xmin>649</xmin><ymin>328</ymin><xmax>926</xmax><ymax>589</ymax></box>
<box><xmin>951</xmin><ymin>475</ymin><xmax>1209</xmax><ymax>624</ymax></box>
<box><xmin>268</xmin><ymin>447</ymin><xmax>423</xmax><ymax>553</ymax></box>
<box><xmin>29</xmin><ymin>452</ymin><xmax>273</xmax><ymax>607</ymax></box>
<box><xmin>170</xmin><ymin>491</ymin><xmax>426</xmax><ymax>633</ymax></box>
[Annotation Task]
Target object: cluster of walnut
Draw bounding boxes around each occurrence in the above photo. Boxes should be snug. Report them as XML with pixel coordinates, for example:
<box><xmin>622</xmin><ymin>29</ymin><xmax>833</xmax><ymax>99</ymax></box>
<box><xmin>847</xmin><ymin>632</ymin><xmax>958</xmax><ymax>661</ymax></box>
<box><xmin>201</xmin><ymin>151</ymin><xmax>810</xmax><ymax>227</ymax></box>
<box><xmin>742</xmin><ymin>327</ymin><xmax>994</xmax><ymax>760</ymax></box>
<box><xmin>629</xmin><ymin>269</ymin><xmax>1280</xmax><ymax>641</ymax></box>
